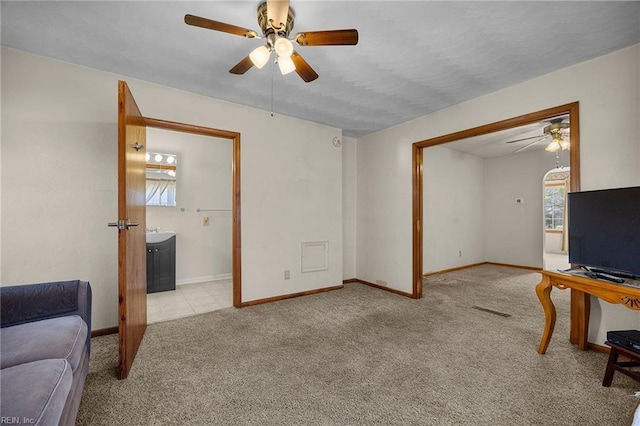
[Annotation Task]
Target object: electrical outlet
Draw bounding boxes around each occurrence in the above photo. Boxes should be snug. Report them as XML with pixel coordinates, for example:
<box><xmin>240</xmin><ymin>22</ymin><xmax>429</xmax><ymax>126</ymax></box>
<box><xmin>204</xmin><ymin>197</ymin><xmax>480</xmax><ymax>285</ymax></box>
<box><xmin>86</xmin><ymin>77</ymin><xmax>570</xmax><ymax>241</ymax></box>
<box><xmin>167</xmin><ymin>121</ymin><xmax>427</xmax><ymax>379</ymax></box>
<box><xmin>458</xmin><ymin>250</ymin><xmax>463</xmax><ymax>257</ymax></box>
<box><xmin>203</xmin><ymin>216</ymin><xmax>210</xmax><ymax>226</ymax></box>
<box><xmin>284</xmin><ymin>270</ymin><xmax>290</xmax><ymax>280</ymax></box>
<box><xmin>515</xmin><ymin>198</ymin><xmax>525</xmax><ymax>205</ymax></box>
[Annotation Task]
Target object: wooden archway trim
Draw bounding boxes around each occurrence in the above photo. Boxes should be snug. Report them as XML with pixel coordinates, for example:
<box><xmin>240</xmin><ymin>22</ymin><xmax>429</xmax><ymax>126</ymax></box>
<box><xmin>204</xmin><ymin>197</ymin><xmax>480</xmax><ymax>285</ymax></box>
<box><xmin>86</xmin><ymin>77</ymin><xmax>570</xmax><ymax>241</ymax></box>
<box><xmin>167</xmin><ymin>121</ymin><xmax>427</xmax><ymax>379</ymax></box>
<box><xmin>144</xmin><ymin>117</ymin><xmax>242</xmax><ymax>308</ymax></box>
<box><xmin>412</xmin><ymin>102</ymin><xmax>580</xmax><ymax>299</ymax></box>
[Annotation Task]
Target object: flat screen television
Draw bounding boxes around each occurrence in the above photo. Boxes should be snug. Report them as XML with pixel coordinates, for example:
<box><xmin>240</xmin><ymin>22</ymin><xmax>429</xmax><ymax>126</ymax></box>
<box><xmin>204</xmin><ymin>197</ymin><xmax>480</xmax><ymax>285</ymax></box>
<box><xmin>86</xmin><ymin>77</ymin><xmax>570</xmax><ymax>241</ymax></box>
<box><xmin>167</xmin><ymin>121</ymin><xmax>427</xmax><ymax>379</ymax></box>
<box><xmin>568</xmin><ymin>186</ymin><xmax>640</xmax><ymax>277</ymax></box>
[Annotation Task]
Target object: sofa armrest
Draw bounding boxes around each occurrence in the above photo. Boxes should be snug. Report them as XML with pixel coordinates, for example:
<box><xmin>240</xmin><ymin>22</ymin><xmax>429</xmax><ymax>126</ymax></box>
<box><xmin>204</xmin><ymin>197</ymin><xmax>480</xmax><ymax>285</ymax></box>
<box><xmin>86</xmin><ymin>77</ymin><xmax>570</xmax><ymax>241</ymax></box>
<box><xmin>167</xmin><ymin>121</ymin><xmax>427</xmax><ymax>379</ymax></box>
<box><xmin>1</xmin><ymin>280</ymin><xmax>92</xmax><ymax>351</ymax></box>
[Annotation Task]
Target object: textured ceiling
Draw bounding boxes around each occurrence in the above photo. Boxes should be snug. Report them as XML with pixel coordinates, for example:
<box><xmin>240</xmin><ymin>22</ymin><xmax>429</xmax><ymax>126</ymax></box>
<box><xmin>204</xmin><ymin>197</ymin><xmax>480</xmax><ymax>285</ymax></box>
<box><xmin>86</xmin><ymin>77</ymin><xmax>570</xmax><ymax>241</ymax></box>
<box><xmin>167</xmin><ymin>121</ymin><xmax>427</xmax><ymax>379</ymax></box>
<box><xmin>1</xmin><ymin>1</ymin><xmax>639</xmax><ymax>139</ymax></box>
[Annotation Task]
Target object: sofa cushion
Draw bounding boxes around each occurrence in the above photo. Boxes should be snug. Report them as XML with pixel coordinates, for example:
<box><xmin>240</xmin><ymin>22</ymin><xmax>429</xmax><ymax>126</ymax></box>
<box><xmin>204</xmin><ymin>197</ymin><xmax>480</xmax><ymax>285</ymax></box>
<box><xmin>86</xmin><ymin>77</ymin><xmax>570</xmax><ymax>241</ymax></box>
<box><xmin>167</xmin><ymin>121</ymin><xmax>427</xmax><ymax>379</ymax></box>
<box><xmin>0</xmin><ymin>315</ymin><xmax>87</xmax><ymax>371</ymax></box>
<box><xmin>0</xmin><ymin>358</ymin><xmax>72</xmax><ymax>426</ymax></box>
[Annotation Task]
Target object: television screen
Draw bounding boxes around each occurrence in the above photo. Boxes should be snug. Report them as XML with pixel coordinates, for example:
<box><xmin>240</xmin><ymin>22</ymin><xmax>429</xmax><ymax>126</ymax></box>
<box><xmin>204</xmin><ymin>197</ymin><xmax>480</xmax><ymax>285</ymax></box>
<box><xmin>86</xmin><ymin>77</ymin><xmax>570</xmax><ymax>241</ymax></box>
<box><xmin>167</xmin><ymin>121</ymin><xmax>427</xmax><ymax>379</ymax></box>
<box><xmin>568</xmin><ymin>186</ymin><xmax>640</xmax><ymax>277</ymax></box>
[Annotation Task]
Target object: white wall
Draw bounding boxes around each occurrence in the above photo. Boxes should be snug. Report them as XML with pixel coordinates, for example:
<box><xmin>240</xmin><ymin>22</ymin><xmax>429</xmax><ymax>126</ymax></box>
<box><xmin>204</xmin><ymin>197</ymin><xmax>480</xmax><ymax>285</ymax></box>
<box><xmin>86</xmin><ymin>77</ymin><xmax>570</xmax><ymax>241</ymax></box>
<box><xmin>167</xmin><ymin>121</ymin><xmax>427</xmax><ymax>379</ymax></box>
<box><xmin>484</xmin><ymin>149</ymin><xmax>561</xmax><ymax>267</ymax></box>
<box><xmin>355</xmin><ymin>129</ymin><xmax>413</xmax><ymax>289</ymax></box>
<box><xmin>357</xmin><ymin>44</ymin><xmax>640</xmax><ymax>345</ymax></box>
<box><xmin>422</xmin><ymin>146</ymin><xmax>567</xmax><ymax>272</ymax></box>
<box><xmin>1</xmin><ymin>47</ymin><xmax>343</xmax><ymax>330</ymax></box>
<box><xmin>342</xmin><ymin>136</ymin><xmax>357</xmax><ymax>280</ymax></box>
<box><xmin>423</xmin><ymin>146</ymin><xmax>484</xmax><ymax>272</ymax></box>
<box><xmin>146</xmin><ymin>128</ymin><xmax>232</xmax><ymax>284</ymax></box>
<box><xmin>1</xmin><ymin>49</ymin><xmax>118</xmax><ymax>331</ymax></box>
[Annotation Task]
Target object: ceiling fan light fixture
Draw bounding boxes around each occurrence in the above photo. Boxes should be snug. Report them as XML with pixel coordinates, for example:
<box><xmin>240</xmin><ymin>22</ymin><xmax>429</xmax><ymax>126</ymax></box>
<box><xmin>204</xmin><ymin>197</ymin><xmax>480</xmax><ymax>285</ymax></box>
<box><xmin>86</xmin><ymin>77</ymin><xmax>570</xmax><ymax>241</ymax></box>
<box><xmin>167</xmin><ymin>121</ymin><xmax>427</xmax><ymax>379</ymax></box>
<box><xmin>185</xmin><ymin>1</ymin><xmax>358</xmax><ymax>82</ymax></box>
<box><xmin>274</xmin><ymin>37</ymin><xmax>293</xmax><ymax>57</ymax></box>
<box><xmin>249</xmin><ymin>45</ymin><xmax>271</xmax><ymax>69</ymax></box>
<box><xmin>278</xmin><ymin>55</ymin><xmax>296</xmax><ymax>75</ymax></box>
<box><xmin>545</xmin><ymin>139</ymin><xmax>561</xmax><ymax>152</ymax></box>
<box><xmin>560</xmin><ymin>138</ymin><xmax>570</xmax><ymax>150</ymax></box>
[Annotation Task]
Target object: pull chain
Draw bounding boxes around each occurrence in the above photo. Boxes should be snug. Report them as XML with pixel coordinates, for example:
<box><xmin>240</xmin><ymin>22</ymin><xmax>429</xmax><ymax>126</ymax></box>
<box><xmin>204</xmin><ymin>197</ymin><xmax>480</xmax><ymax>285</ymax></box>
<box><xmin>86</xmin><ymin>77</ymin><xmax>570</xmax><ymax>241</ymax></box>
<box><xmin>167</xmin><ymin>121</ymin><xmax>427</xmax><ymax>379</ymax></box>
<box><xmin>270</xmin><ymin>58</ymin><xmax>274</xmax><ymax>117</ymax></box>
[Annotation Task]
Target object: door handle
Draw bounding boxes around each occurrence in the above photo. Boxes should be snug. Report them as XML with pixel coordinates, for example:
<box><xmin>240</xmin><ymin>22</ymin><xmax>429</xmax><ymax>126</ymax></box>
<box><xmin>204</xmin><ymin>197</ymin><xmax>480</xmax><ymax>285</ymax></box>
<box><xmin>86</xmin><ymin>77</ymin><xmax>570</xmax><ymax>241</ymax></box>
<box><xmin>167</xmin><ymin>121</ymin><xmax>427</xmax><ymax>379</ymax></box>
<box><xmin>108</xmin><ymin>220</ymin><xmax>139</xmax><ymax>230</ymax></box>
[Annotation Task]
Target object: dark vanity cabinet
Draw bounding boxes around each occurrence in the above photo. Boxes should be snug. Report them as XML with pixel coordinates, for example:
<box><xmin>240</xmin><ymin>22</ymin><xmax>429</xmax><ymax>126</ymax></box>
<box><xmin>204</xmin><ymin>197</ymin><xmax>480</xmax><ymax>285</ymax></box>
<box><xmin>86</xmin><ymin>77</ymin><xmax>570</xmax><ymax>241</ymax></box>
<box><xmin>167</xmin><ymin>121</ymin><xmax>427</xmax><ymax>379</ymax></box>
<box><xmin>146</xmin><ymin>236</ymin><xmax>176</xmax><ymax>293</ymax></box>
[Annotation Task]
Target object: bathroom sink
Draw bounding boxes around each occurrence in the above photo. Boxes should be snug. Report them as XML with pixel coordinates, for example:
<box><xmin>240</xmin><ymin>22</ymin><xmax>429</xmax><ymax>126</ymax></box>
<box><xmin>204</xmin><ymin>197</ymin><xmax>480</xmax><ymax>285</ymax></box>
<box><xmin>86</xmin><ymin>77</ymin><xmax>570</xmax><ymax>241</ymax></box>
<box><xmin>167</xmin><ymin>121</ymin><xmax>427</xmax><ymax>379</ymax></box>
<box><xmin>146</xmin><ymin>231</ymin><xmax>176</xmax><ymax>244</ymax></box>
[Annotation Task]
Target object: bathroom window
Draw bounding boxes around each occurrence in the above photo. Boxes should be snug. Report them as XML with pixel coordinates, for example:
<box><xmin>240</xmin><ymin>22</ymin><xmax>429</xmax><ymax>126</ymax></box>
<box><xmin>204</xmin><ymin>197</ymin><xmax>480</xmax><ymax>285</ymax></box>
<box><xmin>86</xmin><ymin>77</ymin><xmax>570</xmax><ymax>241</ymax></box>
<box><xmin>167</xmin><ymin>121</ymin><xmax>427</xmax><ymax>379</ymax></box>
<box><xmin>146</xmin><ymin>152</ymin><xmax>177</xmax><ymax>207</ymax></box>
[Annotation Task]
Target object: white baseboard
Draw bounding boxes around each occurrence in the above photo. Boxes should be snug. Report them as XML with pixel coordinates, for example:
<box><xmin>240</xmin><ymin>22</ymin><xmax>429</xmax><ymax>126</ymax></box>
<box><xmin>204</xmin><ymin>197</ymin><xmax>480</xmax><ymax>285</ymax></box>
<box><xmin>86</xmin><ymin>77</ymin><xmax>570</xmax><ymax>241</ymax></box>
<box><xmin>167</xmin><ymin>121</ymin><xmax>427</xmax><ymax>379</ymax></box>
<box><xmin>177</xmin><ymin>273</ymin><xmax>232</xmax><ymax>286</ymax></box>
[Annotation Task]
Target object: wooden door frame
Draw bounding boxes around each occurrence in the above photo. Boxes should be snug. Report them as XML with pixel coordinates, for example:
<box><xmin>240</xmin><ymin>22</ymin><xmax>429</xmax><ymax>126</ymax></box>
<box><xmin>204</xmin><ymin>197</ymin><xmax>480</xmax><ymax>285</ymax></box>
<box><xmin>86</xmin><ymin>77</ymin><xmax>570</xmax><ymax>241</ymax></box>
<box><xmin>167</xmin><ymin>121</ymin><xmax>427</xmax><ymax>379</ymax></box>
<box><xmin>144</xmin><ymin>117</ymin><xmax>242</xmax><ymax>307</ymax></box>
<box><xmin>412</xmin><ymin>102</ymin><xmax>581</xmax><ymax>299</ymax></box>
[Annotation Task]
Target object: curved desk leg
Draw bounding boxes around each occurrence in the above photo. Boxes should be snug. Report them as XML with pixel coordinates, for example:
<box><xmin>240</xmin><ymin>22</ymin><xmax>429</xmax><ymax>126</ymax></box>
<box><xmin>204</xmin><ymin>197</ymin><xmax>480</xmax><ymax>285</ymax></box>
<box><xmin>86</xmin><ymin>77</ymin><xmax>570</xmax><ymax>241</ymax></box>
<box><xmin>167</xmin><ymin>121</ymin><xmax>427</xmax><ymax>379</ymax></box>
<box><xmin>536</xmin><ymin>275</ymin><xmax>556</xmax><ymax>354</ymax></box>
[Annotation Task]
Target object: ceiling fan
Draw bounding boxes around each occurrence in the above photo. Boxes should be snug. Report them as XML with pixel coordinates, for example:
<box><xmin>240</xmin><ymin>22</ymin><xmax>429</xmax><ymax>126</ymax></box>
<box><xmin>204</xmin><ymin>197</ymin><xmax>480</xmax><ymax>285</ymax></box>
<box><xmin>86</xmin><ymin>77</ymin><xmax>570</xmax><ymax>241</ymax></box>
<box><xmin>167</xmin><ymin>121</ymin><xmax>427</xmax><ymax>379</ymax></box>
<box><xmin>184</xmin><ymin>0</ymin><xmax>359</xmax><ymax>83</ymax></box>
<box><xmin>506</xmin><ymin>118</ymin><xmax>570</xmax><ymax>154</ymax></box>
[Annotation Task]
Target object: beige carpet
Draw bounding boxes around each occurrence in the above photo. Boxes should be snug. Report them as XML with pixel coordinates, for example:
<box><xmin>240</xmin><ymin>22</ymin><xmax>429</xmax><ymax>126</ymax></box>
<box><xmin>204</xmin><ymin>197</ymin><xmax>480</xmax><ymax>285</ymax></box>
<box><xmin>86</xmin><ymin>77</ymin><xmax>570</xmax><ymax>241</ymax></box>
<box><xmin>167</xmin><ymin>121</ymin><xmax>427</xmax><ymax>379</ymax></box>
<box><xmin>77</xmin><ymin>265</ymin><xmax>639</xmax><ymax>425</ymax></box>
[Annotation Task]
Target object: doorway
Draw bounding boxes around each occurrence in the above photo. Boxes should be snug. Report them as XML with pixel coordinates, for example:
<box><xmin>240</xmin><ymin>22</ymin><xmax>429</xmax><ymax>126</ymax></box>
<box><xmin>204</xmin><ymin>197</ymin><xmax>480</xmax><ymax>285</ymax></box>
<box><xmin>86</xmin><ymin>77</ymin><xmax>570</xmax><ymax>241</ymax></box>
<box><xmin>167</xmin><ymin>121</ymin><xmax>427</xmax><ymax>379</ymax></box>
<box><xmin>542</xmin><ymin>167</ymin><xmax>571</xmax><ymax>271</ymax></box>
<box><xmin>144</xmin><ymin>127</ymin><xmax>235</xmax><ymax>323</ymax></box>
<box><xmin>412</xmin><ymin>102</ymin><xmax>581</xmax><ymax>298</ymax></box>
<box><xmin>144</xmin><ymin>117</ymin><xmax>242</xmax><ymax>311</ymax></box>
<box><xmin>117</xmin><ymin>81</ymin><xmax>241</xmax><ymax>379</ymax></box>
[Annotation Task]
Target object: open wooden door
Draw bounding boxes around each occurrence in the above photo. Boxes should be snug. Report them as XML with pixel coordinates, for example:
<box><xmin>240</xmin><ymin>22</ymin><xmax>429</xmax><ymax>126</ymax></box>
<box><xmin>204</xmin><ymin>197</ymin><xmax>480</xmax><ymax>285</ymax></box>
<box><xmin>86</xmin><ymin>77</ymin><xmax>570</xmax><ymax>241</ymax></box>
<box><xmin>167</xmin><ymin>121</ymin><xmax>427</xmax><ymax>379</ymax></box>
<box><xmin>115</xmin><ymin>80</ymin><xmax>147</xmax><ymax>379</ymax></box>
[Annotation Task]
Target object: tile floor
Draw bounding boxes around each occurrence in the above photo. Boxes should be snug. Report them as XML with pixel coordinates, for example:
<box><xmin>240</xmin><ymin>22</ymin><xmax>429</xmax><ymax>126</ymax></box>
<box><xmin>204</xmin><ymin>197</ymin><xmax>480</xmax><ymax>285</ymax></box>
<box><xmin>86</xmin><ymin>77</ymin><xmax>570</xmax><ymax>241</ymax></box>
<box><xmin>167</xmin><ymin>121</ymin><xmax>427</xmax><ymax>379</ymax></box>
<box><xmin>147</xmin><ymin>279</ymin><xmax>233</xmax><ymax>324</ymax></box>
<box><xmin>544</xmin><ymin>252</ymin><xmax>571</xmax><ymax>271</ymax></box>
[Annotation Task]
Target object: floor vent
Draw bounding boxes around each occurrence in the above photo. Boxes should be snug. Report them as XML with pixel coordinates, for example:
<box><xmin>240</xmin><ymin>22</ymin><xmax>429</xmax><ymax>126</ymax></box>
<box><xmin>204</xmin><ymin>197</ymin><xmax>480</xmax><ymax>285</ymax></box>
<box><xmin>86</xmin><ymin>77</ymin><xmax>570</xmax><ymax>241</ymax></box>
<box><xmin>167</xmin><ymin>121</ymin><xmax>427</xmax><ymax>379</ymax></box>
<box><xmin>472</xmin><ymin>306</ymin><xmax>511</xmax><ymax>317</ymax></box>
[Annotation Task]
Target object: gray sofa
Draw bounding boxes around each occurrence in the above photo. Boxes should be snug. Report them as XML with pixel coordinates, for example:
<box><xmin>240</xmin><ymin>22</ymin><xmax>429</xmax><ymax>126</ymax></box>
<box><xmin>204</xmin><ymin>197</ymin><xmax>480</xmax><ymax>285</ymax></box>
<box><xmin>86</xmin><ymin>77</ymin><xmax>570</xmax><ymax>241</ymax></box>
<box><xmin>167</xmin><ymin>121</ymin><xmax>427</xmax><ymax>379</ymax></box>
<box><xmin>0</xmin><ymin>280</ymin><xmax>92</xmax><ymax>426</ymax></box>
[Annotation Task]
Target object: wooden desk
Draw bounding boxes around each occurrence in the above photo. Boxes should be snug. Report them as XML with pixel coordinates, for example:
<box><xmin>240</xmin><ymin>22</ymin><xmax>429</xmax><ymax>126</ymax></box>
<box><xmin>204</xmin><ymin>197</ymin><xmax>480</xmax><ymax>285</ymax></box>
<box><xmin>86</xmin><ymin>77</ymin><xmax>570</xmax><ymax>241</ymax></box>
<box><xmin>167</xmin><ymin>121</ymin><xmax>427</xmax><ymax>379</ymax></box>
<box><xmin>536</xmin><ymin>270</ymin><xmax>640</xmax><ymax>354</ymax></box>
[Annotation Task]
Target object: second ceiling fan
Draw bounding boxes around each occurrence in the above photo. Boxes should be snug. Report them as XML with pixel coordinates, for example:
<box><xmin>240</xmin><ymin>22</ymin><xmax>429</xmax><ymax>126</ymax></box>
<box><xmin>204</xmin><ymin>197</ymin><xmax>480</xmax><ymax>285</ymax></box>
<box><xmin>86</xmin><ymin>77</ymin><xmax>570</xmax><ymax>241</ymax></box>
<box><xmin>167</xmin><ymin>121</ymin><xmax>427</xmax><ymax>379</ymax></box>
<box><xmin>185</xmin><ymin>0</ymin><xmax>359</xmax><ymax>83</ymax></box>
<box><xmin>506</xmin><ymin>118</ymin><xmax>570</xmax><ymax>154</ymax></box>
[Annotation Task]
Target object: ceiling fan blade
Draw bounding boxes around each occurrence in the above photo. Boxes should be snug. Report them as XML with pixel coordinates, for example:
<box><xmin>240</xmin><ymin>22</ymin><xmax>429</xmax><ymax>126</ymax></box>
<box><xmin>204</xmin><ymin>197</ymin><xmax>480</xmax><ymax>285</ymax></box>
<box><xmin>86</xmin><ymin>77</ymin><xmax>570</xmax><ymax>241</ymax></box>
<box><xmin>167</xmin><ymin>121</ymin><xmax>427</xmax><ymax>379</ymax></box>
<box><xmin>267</xmin><ymin>0</ymin><xmax>290</xmax><ymax>30</ymax></box>
<box><xmin>512</xmin><ymin>136</ymin><xmax>549</xmax><ymax>154</ymax></box>
<box><xmin>185</xmin><ymin>14</ymin><xmax>257</xmax><ymax>38</ymax></box>
<box><xmin>229</xmin><ymin>55</ymin><xmax>254</xmax><ymax>75</ymax></box>
<box><xmin>504</xmin><ymin>135</ymin><xmax>549</xmax><ymax>144</ymax></box>
<box><xmin>291</xmin><ymin>51</ymin><xmax>318</xmax><ymax>83</ymax></box>
<box><xmin>294</xmin><ymin>29</ymin><xmax>359</xmax><ymax>46</ymax></box>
